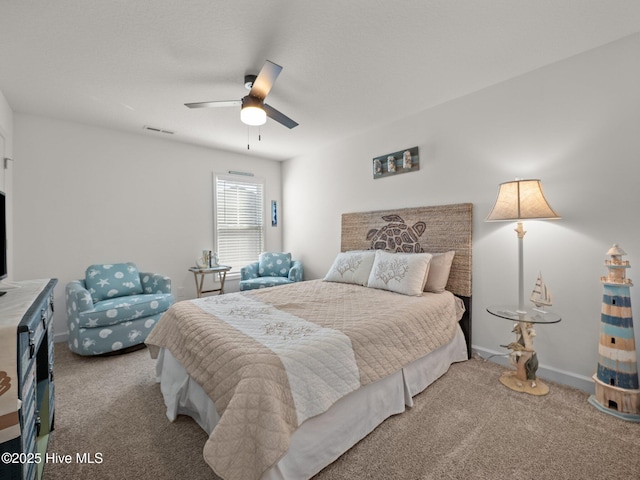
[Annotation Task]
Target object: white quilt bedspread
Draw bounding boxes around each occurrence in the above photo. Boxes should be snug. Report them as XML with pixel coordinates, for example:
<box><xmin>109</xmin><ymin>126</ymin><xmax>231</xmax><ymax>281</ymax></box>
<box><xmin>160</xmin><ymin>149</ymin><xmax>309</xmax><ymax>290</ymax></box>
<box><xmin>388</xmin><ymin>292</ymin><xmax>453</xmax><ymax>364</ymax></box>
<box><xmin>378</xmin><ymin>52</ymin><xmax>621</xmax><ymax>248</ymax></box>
<box><xmin>146</xmin><ymin>280</ymin><xmax>462</xmax><ymax>480</ymax></box>
<box><xmin>196</xmin><ymin>293</ymin><xmax>361</xmax><ymax>425</ymax></box>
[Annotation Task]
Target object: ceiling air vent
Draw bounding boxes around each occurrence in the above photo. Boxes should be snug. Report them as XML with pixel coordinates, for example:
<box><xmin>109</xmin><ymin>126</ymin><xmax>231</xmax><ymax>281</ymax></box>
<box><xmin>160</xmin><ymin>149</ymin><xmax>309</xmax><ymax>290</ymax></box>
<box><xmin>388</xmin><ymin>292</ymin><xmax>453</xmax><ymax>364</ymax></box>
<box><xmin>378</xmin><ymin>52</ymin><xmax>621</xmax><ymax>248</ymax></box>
<box><xmin>143</xmin><ymin>125</ymin><xmax>175</xmax><ymax>135</ymax></box>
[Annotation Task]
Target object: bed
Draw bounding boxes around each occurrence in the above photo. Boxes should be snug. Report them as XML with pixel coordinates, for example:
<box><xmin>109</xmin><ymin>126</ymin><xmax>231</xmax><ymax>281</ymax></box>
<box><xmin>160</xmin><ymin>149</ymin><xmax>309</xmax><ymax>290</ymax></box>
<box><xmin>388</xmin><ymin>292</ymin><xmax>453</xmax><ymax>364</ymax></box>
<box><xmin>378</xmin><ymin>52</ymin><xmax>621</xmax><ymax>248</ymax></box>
<box><xmin>146</xmin><ymin>203</ymin><xmax>473</xmax><ymax>480</ymax></box>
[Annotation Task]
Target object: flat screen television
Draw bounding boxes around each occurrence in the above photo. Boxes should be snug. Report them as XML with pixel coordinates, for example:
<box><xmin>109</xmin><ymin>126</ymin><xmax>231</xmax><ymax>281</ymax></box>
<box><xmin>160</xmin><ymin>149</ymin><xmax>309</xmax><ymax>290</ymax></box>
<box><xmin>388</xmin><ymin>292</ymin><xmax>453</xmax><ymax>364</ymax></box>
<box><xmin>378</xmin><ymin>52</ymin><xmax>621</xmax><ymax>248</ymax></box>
<box><xmin>0</xmin><ymin>190</ymin><xmax>7</xmax><ymax>282</ymax></box>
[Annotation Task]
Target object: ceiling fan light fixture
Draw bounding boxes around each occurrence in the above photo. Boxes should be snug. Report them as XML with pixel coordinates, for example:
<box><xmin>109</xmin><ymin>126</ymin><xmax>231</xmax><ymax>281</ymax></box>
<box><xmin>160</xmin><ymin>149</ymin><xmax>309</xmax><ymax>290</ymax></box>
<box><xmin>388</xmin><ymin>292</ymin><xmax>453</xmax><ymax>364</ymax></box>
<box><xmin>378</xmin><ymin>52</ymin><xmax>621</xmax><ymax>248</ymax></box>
<box><xmin>241</xmin><ymin>96</ymin><xmax>267</xmax><ymax>126</ymax></box>
<box><xmin>186</xmin><ymin>61</ymin><xmax>297</xmax><ymax>129</ymax></box>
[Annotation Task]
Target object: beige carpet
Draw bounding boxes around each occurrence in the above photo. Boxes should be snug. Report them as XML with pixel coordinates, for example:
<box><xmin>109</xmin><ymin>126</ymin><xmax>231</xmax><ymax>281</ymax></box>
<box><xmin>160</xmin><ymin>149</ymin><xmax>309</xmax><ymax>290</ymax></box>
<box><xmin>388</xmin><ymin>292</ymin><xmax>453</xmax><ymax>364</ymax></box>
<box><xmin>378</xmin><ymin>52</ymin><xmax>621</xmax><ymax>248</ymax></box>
<box><xmin>44</xmin><ymin>345</ymin><xmax>640</xmax><ymax>480</ymax></box>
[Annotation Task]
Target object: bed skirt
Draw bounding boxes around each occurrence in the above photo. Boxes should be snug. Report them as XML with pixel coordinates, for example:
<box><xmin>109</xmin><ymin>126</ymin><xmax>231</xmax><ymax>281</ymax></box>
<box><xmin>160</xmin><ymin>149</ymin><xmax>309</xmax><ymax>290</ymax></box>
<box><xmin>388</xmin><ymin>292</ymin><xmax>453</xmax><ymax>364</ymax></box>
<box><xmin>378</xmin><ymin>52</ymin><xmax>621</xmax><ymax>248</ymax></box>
<box><xmin>155</xmin><ymin>325</ymin><xmax>468</xmax><ymax>480</ymax></box>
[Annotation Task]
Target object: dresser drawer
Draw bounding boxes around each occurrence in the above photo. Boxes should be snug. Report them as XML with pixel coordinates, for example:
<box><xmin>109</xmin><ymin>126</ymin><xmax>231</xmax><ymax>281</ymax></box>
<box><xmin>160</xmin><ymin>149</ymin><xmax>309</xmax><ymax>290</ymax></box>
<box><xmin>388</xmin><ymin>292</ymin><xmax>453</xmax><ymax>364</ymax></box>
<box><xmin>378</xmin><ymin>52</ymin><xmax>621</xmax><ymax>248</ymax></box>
<box><xmin>20</xmin><ymin>367</ymin><xmax>36</xmax><ymax>457</ymax></box>
<box><xmin>18</xmin><ymin>327</ymin><xmax>41</xmax><ymax>383</ymax></box>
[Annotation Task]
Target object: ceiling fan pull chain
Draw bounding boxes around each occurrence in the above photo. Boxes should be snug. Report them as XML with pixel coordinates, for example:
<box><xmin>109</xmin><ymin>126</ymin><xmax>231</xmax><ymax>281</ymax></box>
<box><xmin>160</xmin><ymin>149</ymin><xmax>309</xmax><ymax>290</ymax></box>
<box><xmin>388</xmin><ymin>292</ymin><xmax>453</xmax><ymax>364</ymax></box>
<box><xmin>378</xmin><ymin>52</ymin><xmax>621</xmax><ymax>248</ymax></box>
<box><xmin>247</xmin><ymin>127</ymin><xmax>250</xmax><ymax>150</ymax></box>
<box><xmin>259</xmin><ymin>126</ymin><xmax>261</xmax><ymax>142</ymax></box>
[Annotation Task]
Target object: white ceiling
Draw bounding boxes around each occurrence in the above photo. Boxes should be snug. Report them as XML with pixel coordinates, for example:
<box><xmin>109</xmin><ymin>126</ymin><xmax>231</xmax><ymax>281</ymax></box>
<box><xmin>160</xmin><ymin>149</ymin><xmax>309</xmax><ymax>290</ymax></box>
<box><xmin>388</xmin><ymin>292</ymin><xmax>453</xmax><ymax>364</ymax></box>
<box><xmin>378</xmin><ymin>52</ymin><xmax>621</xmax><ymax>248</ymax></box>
<box><xmin>1</xmin><ymin>1</ymin><xmax>640</xmax><ymax>161</ymax></box>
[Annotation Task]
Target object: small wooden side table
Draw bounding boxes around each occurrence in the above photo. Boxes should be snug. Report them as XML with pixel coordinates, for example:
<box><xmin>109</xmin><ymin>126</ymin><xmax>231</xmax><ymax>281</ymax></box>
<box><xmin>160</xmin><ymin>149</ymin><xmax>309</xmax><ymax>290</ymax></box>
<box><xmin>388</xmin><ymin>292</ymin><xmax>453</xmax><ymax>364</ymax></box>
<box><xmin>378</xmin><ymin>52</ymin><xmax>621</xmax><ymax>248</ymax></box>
<box><xmin>189</xmin><ymin>265</ymin><xmax>232</xmax><ymax>297</ymax></box>
<box><xmin>487</xmin><ymin>305</ymin><xmax>561</xmax><ymax>396</ymax></box>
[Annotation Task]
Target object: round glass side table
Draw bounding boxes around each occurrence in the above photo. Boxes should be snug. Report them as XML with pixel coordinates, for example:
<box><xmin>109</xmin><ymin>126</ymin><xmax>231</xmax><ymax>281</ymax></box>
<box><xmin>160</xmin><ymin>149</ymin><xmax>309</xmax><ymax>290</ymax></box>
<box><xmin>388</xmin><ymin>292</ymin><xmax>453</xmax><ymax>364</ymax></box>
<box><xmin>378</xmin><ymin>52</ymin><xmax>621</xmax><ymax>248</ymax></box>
<box><xmin>487</xmin><ymin>305</ymin><xmax>561</xmax><ymax>396</ymax></box>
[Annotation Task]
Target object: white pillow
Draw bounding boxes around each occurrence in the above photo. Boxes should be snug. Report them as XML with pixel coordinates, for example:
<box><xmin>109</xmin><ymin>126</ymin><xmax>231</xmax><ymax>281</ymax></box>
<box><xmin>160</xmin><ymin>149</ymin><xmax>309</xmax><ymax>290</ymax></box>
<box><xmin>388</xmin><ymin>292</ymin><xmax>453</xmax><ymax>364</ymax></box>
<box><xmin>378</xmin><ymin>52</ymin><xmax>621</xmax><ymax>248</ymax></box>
<box><xmin>424</xmin><ymin>250</ymin><xmax>456</xmax><ymax>293</ymax></box>
<box><xmin>324</xmin><ymin>250</ymin><xmax>376</xmax><ymax>286</ymax></box>
<box><xmin>367</xmin><ymin>250</ymin><xmax>432</xmax><ymax>296</ymax></box>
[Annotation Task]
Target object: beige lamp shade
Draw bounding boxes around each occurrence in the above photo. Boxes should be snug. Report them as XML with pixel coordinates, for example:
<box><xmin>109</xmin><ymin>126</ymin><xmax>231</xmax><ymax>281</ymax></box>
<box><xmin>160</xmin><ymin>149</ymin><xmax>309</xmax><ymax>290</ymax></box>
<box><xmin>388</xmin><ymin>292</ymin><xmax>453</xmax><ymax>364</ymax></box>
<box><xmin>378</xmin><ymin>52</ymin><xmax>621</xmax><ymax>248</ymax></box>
<box><xmin>486</xmin><ymin>179</ymin><xmax>560</xmax><ymax>221</ymax></box>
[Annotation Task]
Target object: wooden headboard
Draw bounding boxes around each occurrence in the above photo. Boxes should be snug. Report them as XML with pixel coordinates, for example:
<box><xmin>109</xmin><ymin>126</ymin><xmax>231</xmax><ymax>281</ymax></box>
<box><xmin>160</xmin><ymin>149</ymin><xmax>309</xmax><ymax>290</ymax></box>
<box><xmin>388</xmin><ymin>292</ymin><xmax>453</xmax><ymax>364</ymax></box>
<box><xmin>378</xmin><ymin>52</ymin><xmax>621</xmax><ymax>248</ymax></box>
<box><xmin>341</xmin><ymin>203</ymin><xmax>473</xmax><ymax>355</ymax></box>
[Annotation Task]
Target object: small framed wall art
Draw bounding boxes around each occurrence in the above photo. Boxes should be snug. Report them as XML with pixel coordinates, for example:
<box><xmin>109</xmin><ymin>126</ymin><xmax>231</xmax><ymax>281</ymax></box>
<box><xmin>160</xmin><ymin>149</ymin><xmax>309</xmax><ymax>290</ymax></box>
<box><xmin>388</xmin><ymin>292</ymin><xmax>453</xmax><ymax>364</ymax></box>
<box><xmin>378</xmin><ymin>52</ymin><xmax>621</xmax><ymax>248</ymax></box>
<box><xmin>372</xmin><ymin>146</ymin><xmax>419</xmax><ymax>179</ymax></box>
<box><xmin>271</xmin><ymin>200</ymin><xmax>278</xmax><ymax>227</ymax></box>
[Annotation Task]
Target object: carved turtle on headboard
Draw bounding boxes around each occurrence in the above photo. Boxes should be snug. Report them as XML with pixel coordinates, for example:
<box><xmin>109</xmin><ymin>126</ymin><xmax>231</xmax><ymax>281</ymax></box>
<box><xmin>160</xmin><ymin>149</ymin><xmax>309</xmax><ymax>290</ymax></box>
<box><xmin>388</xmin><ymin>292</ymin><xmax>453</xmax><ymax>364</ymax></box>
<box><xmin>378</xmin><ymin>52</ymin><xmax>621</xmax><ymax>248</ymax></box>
<box><xmin>366</xmin><ymin>215</ymin><xmax>427</xmax><ymax>252</ymax></box>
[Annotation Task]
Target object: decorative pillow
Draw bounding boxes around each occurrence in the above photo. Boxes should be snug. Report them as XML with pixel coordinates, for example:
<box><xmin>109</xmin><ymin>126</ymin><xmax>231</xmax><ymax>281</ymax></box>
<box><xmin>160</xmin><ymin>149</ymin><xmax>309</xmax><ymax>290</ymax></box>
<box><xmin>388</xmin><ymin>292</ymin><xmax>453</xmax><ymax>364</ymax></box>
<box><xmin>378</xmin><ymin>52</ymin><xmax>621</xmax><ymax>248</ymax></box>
<box><xmin>259</xmin><ymin>252</ymin><xmax>292</xmax><ymax>277</ymax></box>
<box><xmin>85</xmin><ymin>262</ymin><xmax>143</xmax><ymax>303</ymax></box>
<box><xmin>324</xmin><ymin>250</ymin><xmax>376</xmax><ymax>286</ymax></box>
<box><xmin>424</xmin><ymin>250</ymin><xmax>455</xmax><ymax>293</ymax></box>
<box><xmin>367</xmin><ymin>251</ymin><xmax>432</xmax><ymax>296</ymax></box>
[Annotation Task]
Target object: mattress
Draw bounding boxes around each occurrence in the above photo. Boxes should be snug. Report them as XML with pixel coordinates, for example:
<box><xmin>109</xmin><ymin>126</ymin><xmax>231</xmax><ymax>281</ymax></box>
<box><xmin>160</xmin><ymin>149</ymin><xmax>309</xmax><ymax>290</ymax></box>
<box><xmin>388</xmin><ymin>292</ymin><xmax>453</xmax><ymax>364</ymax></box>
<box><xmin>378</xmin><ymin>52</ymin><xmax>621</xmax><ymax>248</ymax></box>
<box><xmin>155</xmin><ymin>325</ymin><xmax>468</xmax><ymax>479</ymax></box>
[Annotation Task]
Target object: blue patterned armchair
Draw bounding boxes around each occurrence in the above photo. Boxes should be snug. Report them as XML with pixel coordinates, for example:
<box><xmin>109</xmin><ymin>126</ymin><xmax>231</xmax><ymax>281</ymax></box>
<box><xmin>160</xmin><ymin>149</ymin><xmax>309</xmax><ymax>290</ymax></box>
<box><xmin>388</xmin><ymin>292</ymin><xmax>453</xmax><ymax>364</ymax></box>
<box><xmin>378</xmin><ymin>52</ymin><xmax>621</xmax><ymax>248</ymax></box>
<box><xmin>66</xmin><ymin>262</ymin><xmax>174</xmax><ymax>355</ymax></box>
<box><xmin>239</xmin><ymin>252</ymin><xmax>303</xmax><ymax>291</ymax></box>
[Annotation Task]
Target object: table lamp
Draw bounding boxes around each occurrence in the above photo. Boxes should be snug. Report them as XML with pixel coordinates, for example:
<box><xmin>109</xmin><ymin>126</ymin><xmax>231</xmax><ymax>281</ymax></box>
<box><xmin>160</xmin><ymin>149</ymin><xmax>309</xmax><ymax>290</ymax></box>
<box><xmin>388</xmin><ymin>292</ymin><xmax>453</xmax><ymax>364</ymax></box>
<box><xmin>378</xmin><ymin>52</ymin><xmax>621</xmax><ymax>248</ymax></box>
<box><xmin>486</xmin><ymin>179</ymin><xmax>560</xmax><ymax>314</ymax></box>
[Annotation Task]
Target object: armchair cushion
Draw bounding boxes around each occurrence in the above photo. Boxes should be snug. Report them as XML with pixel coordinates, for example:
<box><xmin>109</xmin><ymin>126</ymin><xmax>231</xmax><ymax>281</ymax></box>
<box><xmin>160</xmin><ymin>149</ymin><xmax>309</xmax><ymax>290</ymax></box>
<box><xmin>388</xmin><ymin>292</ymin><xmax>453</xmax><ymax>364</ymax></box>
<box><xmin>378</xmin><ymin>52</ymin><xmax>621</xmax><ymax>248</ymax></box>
<box><xmin>76</xmin><ymin>293</ymin><xmax>175</xmax><ymax>328</ymax></box>
<box><xmin>259</xmin><ymin>252</ymin><xmax>292</xmax><ymax>277</ymax></box>
<box><xmin>85</xmin><ymin>262</ymin><xmax>143</xmax><ymax>302</ymax></box>
<box><xmin>238</xmin><ymin>276</ymin><xmax>294</xmax><ymax>290</ymax></box>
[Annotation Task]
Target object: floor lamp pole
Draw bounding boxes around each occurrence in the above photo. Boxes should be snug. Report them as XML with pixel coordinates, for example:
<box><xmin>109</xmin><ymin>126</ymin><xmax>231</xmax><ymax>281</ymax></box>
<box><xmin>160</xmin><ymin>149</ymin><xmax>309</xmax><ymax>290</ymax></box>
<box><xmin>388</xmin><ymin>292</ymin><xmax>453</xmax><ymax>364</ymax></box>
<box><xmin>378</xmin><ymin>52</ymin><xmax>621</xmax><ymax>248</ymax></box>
<box><xmin>515</xmin><ymin>221</ymin><xmax>526</xmax><ymax>314</ymax></box>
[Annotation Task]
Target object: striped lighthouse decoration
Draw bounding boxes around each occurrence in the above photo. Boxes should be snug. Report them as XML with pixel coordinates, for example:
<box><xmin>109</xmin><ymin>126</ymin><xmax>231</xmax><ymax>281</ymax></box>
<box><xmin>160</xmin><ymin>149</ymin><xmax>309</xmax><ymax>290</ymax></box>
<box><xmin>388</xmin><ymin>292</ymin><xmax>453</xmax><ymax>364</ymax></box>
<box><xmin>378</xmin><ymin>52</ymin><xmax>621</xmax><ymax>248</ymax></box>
<box><xmin>588</xmin><ymin>244</ymin><xmax>640</xmax><ymax>421</ymax></box>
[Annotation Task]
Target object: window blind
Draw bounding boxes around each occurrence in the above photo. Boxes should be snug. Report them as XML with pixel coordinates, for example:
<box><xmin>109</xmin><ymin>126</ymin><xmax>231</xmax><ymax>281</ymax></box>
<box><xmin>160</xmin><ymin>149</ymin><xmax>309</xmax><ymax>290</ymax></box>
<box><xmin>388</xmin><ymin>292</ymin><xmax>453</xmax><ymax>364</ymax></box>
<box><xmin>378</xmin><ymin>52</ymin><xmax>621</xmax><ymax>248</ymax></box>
<box><xmin>214</xmin><ymin>174</ymin><xmax>264</xmax><ymax>272</ymax></box>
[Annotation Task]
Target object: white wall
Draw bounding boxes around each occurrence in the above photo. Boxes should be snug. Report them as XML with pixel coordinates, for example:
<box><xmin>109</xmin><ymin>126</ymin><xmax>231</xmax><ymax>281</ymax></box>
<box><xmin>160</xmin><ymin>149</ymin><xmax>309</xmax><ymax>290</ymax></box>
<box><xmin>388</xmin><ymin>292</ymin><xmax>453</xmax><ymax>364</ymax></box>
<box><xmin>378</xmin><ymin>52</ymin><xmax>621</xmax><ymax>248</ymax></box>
<box><xmin>282</xmin><ymin>33</ymin><xmax>640</xmax><ymax>392</ymax></box>
<box><xmin>12</xmin><ymin>115</ymin><xmax>282</xmax><ymax>340</ymax></box>
<box><xmin>0</xmin><ymin>89</ymin><xmax>14</xmax><ymax>279</ymax></box>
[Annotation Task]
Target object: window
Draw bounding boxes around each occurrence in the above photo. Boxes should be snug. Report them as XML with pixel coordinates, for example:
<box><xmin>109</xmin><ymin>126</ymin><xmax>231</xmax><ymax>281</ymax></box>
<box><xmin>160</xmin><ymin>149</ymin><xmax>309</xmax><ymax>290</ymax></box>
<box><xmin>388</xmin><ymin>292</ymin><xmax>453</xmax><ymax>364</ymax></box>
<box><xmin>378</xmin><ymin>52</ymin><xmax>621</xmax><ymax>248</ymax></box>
<box><xmin>214</xmin><ymin>174</ymin><xmax>264</xmax><ymax>272</ymax></box>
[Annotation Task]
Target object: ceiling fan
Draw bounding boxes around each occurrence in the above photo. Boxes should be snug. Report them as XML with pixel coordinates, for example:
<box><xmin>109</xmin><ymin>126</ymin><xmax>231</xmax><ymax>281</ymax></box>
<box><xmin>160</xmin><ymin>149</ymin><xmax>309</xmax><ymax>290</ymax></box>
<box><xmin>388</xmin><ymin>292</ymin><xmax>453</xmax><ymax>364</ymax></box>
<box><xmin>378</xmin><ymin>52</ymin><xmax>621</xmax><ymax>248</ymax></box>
<box><xmin>185</xmin><ymin>60</ymin><xmax>298</xmax><ymax>129</ymax></box>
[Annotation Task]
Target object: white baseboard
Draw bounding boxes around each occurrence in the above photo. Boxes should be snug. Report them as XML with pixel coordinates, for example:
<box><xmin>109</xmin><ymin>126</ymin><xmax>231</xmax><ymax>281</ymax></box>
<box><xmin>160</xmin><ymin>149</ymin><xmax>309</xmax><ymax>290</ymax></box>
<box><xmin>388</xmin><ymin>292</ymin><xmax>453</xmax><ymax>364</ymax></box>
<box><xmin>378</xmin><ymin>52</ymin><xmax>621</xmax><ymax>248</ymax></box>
<box><xmin>50</xmin><ymin>333</ymin><xmax>595</xmax><ymax>393</ymax></box>
<box><xmin>54</xmin><ymin>331</ymin><xmax>69</xmax><ymax>344</ymax></box>
<box><xmin>472</xmin><ymin>345</ymin><xmax>595</xmax><ymax>394</ymax></box>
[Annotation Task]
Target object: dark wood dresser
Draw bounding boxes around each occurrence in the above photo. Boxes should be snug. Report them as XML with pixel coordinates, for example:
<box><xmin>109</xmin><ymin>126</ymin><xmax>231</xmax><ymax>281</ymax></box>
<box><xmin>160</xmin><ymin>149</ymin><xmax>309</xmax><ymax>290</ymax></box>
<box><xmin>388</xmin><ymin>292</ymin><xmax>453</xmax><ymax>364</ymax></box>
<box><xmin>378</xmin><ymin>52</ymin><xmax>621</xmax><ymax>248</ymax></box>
<box><xmin>0</xmin><ymin>279</ymin><xmax>57</xmax><ymax>480</ymax></box>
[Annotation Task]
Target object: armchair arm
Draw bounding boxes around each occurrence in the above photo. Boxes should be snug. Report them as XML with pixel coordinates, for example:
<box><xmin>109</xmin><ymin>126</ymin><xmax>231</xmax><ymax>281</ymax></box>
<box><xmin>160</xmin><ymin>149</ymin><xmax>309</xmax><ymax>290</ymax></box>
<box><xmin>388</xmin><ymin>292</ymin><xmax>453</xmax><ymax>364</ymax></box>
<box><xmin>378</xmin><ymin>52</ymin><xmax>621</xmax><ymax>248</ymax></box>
<box><xmin>288</xmin><ymin>261</ymin><xmax>304</xmax><ymax>283</ymax></box>
<box><xmin>65</xmin><ymin>280</ymin><xmax>95</xmax><ymax>315</ymax></box>
<box><xmin>140</xmin><ymin>272</ymin><xmax>172</xmax><ymax>294</ymax></box>
<box><xmin>241</xmin><ymin>262</ymin><xmax>260</xmax><ymax>281</ymax></box>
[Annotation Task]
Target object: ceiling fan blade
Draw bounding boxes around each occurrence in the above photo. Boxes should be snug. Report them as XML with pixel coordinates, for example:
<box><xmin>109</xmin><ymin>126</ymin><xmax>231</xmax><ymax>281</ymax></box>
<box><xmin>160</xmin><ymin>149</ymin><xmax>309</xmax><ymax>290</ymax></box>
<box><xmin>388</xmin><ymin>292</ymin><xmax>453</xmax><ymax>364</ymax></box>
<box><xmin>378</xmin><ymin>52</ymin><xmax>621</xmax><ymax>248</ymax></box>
<box><xmin>264</xmin><ymin>103</ymin><xmax>298</xmax><ymax>129</ymax></box>
<box><xmin>249</xmin><ymin>60</ymin><xmax>283</xmax><ymax>99</ymax></box>
<box><xmin>185</xmin><ymin>100</ymin><xmax>241</xmax><ymax>109</ymax></box>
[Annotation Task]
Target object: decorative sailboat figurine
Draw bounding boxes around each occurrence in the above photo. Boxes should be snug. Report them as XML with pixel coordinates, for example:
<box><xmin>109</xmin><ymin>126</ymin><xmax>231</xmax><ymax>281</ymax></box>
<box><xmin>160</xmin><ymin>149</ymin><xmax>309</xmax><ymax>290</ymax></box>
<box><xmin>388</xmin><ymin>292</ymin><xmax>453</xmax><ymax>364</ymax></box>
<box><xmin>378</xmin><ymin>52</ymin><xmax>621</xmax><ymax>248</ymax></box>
<box><xmin>530</xmin><ymin>272</ymin><xmax>553</xmax><ymax>313</ymax></box>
